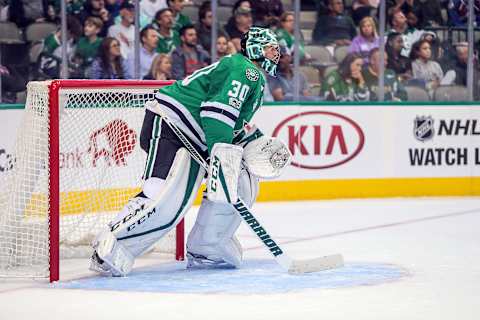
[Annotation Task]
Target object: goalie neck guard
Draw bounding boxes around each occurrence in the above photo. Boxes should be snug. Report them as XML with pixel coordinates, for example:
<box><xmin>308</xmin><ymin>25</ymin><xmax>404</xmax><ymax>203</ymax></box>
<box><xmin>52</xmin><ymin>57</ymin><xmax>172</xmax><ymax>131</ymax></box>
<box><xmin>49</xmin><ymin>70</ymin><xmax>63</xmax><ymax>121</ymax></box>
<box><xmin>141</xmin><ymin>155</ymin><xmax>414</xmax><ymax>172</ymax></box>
<box><xmin>241</xmin><ymin>27</ymin><xmax>280</xmax><ymax>77</ymax></box>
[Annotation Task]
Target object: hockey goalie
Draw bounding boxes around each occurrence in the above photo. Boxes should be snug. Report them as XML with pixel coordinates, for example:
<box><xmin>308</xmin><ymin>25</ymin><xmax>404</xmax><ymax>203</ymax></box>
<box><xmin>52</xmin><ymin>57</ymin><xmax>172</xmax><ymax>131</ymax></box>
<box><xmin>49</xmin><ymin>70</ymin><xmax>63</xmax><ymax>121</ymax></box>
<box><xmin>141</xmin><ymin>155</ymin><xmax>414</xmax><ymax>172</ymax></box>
<box><xmin>90</xmin><ymin>27</ymin><xmax>292</xmax><ymax>276</ymax></box>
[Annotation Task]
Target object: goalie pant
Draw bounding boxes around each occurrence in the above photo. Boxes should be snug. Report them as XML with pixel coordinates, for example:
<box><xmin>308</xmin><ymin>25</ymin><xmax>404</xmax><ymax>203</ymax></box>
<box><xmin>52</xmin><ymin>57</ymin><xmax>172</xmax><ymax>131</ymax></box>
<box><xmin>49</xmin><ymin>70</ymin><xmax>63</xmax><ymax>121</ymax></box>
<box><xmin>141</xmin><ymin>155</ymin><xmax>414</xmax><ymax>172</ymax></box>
<box><xmin>107</xmin><ymin>108</ymin><xmax>259</xmax><ymax>265</ymax></box>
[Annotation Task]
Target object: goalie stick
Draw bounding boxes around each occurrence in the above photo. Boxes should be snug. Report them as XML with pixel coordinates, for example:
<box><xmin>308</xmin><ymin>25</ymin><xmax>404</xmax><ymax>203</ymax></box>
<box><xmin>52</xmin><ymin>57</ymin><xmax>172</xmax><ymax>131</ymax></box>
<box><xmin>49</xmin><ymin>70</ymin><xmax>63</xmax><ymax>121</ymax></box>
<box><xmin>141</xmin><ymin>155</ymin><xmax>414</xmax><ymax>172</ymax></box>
<box><xmin>150</xmin><ymin>103</ymin><xmax>344</xmax><ymax>274</ymax></box>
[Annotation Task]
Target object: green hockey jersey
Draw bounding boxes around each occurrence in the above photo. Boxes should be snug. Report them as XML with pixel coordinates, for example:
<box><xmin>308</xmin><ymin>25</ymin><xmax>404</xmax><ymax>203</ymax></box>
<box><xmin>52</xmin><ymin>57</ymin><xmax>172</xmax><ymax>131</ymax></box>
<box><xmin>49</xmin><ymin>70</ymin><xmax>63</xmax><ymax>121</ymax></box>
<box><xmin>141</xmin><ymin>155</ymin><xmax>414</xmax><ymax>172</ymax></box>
<box><xmin>152</xmin><ymin>53</ymin><xmax>265</xmax><ymax>154</ymax></box>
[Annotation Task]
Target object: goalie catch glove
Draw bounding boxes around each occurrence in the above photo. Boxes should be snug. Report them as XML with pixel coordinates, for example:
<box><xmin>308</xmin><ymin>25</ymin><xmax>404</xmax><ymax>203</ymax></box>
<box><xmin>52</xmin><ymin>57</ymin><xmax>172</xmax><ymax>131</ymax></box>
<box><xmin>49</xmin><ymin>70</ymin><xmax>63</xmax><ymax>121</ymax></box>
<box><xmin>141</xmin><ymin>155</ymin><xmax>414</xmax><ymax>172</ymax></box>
<box><xmin>243</xmin><ymin>135</ymin><xmax>292</xmax><ymax>179</ymax></box>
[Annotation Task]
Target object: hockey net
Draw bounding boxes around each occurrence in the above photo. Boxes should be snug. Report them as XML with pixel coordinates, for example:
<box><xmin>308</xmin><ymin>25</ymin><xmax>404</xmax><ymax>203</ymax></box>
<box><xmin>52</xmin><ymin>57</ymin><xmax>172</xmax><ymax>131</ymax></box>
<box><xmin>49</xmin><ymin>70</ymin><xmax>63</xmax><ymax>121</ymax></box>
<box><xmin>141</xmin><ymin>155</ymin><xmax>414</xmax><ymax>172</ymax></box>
<box><xmin>0</xmin><ymin>80</ymin><xmax>184</xmax><ymax>281</ymax></box>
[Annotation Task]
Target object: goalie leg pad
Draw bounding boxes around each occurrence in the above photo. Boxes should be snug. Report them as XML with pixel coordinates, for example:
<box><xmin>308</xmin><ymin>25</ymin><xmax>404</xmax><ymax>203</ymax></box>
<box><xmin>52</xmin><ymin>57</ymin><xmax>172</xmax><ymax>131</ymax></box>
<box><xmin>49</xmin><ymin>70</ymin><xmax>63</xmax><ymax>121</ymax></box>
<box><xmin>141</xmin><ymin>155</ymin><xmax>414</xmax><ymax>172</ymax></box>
<box><xmin>93</xmin><ymin>147</ymin><xmax>204</xmax><ymax>271</ymax></box>
<box><xmin>90</xmin><ymin>228</ymin><xmax>134</xmax><ymax>277</ymax></box>
<box><xmin>116</xmin><ymin>148</ymin><xmax>205</xmax><ymax>258</ymax></box>
<box><xmin>187</xmin><ymin>166</ymin><xmax>259</xmax><ymax>268</ymax></box>
<box><xmin>207</xmin><ymin>143</ymin><xmax>243</xmax><ymax>204</ymax></box>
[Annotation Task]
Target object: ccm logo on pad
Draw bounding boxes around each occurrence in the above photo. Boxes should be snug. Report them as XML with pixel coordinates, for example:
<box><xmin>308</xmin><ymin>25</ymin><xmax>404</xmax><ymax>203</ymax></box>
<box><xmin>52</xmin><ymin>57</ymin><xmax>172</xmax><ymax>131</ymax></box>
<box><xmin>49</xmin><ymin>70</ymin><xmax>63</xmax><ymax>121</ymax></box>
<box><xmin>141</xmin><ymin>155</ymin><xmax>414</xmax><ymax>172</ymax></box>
<box><xmin>272</xmin><ymin>111</ymin><xmax>364</xmax><ymax>169</ymax></box>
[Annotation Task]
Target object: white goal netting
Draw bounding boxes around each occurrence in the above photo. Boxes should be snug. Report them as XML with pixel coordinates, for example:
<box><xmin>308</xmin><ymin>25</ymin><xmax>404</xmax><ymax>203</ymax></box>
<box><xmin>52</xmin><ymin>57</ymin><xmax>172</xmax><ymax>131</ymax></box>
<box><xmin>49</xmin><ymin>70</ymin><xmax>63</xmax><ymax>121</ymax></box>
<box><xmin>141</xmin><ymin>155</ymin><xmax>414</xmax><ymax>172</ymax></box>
<box><xmin>0</xmin><ymin>80</ymin><xmax>180</xmax><ymax>279</ymax></box>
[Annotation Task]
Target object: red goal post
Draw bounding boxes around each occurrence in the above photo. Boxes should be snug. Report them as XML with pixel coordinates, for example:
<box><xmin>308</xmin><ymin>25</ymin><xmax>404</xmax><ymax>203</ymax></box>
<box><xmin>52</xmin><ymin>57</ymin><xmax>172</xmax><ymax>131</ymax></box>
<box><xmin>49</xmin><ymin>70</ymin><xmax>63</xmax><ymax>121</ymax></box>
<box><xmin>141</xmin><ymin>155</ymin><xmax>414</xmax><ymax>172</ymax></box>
<box><xmin>0</xmin><ymin>80</ymin><xmax>184</xmax><ymax>282</ymax></box>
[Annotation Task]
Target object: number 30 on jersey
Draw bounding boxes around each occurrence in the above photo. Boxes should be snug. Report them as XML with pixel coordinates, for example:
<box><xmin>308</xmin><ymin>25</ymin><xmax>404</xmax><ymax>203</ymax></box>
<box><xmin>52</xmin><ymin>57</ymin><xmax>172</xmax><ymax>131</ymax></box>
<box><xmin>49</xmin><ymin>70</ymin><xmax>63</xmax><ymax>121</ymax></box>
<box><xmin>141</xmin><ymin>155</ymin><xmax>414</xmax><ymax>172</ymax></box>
<box><xmin>228</xmin><ymin>80</ymin><xmax>249</xmax><ymax>110</ymax></box>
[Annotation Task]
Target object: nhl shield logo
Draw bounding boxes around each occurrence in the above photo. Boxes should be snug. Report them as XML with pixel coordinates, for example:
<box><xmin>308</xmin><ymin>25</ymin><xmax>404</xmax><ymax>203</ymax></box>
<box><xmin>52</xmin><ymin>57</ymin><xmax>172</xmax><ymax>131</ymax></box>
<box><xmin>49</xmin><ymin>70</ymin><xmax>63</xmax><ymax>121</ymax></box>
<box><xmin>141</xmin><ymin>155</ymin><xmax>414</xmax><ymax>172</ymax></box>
<box><xmin>414</xmin><ymin>116</ymin><xmax>434</xmax><ymax>142</ymax></box>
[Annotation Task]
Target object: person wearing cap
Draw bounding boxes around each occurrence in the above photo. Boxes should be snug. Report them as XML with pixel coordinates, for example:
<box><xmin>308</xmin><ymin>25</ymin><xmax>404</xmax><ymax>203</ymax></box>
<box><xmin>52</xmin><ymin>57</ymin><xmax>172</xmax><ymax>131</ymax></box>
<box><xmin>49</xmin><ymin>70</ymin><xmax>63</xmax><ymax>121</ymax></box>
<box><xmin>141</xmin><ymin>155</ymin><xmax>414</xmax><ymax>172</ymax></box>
<box><xmin>152</xmin><ymin>8</ymin><xmax>181</xmax><ymax>54</ymax></box>
<box><xmin>224</xmin><ymin>6</ymin><xmax>253</xmax><ymax>52</ymax></box>
<box><xmin>108</xmin><ymin>0</ymin><xmax>135</xmax><ymax>59</ymax></box>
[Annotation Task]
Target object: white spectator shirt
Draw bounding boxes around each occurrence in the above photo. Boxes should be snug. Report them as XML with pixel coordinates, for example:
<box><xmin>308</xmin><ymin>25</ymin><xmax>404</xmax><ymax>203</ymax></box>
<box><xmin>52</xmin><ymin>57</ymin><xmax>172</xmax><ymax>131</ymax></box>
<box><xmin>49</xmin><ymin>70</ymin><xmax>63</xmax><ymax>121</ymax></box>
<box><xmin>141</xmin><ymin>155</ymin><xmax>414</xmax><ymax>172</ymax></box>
<box><xmin>140</xmin><ymin>0</ymin><xmax>167</xmax><ymax>22</ymax></box>
<box><xmin>108</xmin><ymin>23</ymin><xmax>135</xmax><ymax>59</ymax></box>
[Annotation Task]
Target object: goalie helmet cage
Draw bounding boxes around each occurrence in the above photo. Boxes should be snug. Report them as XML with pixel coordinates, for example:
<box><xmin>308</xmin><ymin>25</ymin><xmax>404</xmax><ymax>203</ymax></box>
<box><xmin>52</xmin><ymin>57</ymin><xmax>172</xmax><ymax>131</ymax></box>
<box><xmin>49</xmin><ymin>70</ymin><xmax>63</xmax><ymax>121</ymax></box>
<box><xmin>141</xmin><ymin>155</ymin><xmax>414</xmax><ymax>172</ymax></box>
<box><xmin>0</xmin><ymin>80</ymin><xmax>185</xmax><ymax>282</ymax></box>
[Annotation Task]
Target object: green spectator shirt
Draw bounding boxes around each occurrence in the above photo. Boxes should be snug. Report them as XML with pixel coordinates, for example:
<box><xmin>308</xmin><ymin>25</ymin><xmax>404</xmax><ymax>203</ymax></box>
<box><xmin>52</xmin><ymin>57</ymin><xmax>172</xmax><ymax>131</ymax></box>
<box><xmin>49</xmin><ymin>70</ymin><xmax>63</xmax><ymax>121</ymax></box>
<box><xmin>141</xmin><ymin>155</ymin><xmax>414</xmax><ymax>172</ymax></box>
<box><xmin>157</xmin><ymin>30</ymin><xmax>181</xmax><ymax>54</ymax></box>
<box><xmin>154</xmin><ymin>53</ymin><xmax>265</xmax><ymax>153</ymax></box>
<box><xmin>43</xmin><ymin>33</ymin><xmax>60</xmax><ymax>55</ymax></box>
<box><xmin>362</xmin><ymin>68</ymin><xmax>408</xmax><ymax>101</ymax></box>
<box><xmin>173</xmin><ymin>13</ymin><xmax>192</xmax><ymax>33</ymax></box>
<box><xmin>321</xmin><ymin>70</ymin><xmax>370</xmax><ymax>101</ymax></box>
<box><xmin>275</xmin><ymin>28</ymin><xmax>306</xmax><ymax>60</ymax></box>
<box><xmin>75</xmin><ymin>36</ymin><xmax>103</xmax><ymax>66</ymax></box>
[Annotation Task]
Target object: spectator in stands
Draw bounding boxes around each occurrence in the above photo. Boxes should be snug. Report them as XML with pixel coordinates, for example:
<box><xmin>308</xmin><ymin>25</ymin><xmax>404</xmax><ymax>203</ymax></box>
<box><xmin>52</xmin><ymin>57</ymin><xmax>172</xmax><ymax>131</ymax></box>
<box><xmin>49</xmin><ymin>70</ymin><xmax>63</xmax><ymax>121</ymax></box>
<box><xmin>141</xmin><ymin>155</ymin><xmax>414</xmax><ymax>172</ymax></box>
<box><xmin>419</xmin><ymin>31</ymin><xmax>440</xmax><ymax>60</ymax></box>
<box><xmin>352</xmin><ymin>0</ymin><xmax>379</xmax><ymax>26</ymax></box>
<box><xmin>388</xmin><ymin>9</ymin><xmax>424</xmax><ymax>57</ymax></box>
<box><xmin>215</xmin><ymin>35</ymin><xmax>237</xmax><ymax>61</ymax></box>
<box><xmin>447</xmin><ymin>0</ymin><xmax>480</xmax><ymax>27</ymax></box>
<box><xmin>195</xmin><ymin>1</ymin><xmax>226</xmax><ymax>53</ymax></box>
<box><xmin>105</xmin><ymin>0</ymin><xmax>121</xmax><ymax>20</ymax></box>
<box><xmin>409</xmin><ymin>39</ymin><xmax>444</xmax><ymax>95</ymax></box>
<box><xmin>42</xmin><ymin>15</ymin><xmax>82</xmax><ymax>57</ymax></box>
<box><xmin>141</xmin><ymin>0</ymin><xmax>167</xmax><ymax>24</ymax></box>
<box><xmin>167</xmin><ymin>0</ymin><xmax>191</xmax><ymax>33</ymax></box>
<box><xmin>267</xmin><ymin>46</ymin><xmax>310</xmax><ymax>101</ymax></box>
<box><xmin>275</xmin><ymin>12</ymin><xmax>311</xmax><ymax>63</ymax></box>
<box><xmin>37</xmin><ymin>15</ymin><xmax>82</xmax><ymax>79</ymax></box>
<box><xmin>126</xmin><ymin>25</ymin><xmax>158</xmax><ymax>78</ymax></box>
<box><xmin>348</xmin><ymin>16</ymin><xmax>379</xmax><ymax>64</ymax></box>
<box><xmin>0</xmin><ymin>65</ymin><xmax>27</xmax><ymax>103</ymax></box>
<box><xmin>224</xmin><ymin>7</ymin><xmax>253</xmax><ymax>52</ymax></box>
<box><xmin>312</xmin><ymin>0</ymin><xmax>357</xmax><ymax>50</ymax></box>
<box><xmin>387</xmin><ymin>0</ymin><xmax>443</xmax><ymax>28</ymax></box>
<box><xmin>250</xmin><ymin>0</ymin><xmax>284</xmax><ymax>28</ymax></box>
<box><xmin>387</xmin><ymin>0</ymin><xmax>422</xmax><ymax>20</ymax></box>
<box><xmin>420</xmin><ymin>0</ymin><xmax>445</xmax><ymax>27</ymax></box>
<box><xmin>0</xmin><ymin>1</ymin><xmax>8</xmax><ymax>21</ymax></box>
<box><xmin>8</xmin><ymin>0</ymin><xmax>56</xmax><ymax>28</ymax></box>
<box><xmin>152</xmin><ymin>8</ymin><xmax>181</xmax><ymax>54</ymax></box>
<box><xmin>171</xmin><ymin>25</ymin><xmax>210</xmax><ymax>80</ymax></box>
<box><xmin>321</xmin><ymin>53</ymin><xmax>370</xmax><ymax>101</ymax></box>
<box><xmin>89</xmin><ymin>37</ymin><xmax>131</xmax><ymax>79</ymax></box>
<box><xmin>386</xmin><ymin>32</ymin><xmax>412</xmax><ymax>81</ymax></box>
<box><xmin>74</xmin><ymin>17</ymin><xmax>103</xmax><ymax>73</ymax></box>
<box><xmin>224</xmin><ymin>0</ymin><xmax>251</xmax><ymax>41</ymax></box>
<box><xmin>143</xmin><ymin>53</ymin><xmax>172</xmax><ymax>80</ymax></box>
<box><xmin>108</xmin><ymin>1</ymin><xmax>135</xmax><ymax>59</ymax></box>
<box><xmin>77</xmin><ymin>0</ymin><xmax>114</xmax><ymax>37</ymax></box>
<box><xmin>362</xmin><ymin>48</ymin><xmax>407</xmax><ymax>101</ymax></box>
<box><xmin>443</xmin><ymin>42</ymin><xmax>479</xmax><ymax>89</ymax></box>
<box><xmin>52</xmin><ymin>0</ymin><xmax>85</xmax><ymax>17</ymax></box>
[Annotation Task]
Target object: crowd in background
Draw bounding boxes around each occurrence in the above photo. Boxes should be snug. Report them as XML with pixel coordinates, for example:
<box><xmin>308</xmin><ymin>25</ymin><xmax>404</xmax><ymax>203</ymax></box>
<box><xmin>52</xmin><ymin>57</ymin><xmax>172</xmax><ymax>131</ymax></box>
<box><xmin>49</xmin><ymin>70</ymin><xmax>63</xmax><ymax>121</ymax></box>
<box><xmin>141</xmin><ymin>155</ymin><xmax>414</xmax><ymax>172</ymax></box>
<box><xmin>0</xmin><ymin>0</ymin><xmax>479</xmax><ymax>103</ymax></box>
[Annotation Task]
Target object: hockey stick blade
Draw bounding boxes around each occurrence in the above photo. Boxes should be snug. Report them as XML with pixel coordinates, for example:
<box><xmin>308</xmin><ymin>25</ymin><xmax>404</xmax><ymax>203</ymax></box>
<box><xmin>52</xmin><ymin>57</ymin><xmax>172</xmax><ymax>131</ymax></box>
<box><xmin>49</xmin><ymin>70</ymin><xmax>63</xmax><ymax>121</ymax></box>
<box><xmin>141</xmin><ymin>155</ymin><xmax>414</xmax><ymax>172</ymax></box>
<box><xmin>287</xmin><ymin>254</ymin><xmax>344</xmax><ymax>274</ymax></box>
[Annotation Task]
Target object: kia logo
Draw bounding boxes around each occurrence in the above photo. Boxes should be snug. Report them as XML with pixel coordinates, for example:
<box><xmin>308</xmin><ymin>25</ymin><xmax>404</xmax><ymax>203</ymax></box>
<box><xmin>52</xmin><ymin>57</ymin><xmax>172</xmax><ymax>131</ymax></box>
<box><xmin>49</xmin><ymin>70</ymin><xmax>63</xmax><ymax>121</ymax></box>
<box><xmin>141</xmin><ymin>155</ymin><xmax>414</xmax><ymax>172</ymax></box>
<box><xmin>272</xmin><ymin>111</ymin><xmax>365</xmax><ymax>169</ymax></box>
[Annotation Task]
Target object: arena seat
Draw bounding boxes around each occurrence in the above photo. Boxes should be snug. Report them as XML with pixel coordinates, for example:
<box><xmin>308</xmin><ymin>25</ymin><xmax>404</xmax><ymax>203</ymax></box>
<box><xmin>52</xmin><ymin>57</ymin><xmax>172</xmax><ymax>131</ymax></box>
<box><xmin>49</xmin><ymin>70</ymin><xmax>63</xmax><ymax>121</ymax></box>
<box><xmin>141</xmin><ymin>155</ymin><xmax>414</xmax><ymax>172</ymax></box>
<box><xmin>25</xmin><ymin>22</ymin><xmax>57</xmax><ymax>43</ymax></box>
<box><xmin>404</xmin><ymin>85</ymin><xmax>430</xmax><ymax>102</ymax></box>
<box><xmin>0</xmin><ymin>22</ymin><xmax>25</xmax><ymax>44</ymax></box>
<box><xmin>433</xmin><ymin>85</ymin><xmax>469</xmax><ymax>101</ymax></box>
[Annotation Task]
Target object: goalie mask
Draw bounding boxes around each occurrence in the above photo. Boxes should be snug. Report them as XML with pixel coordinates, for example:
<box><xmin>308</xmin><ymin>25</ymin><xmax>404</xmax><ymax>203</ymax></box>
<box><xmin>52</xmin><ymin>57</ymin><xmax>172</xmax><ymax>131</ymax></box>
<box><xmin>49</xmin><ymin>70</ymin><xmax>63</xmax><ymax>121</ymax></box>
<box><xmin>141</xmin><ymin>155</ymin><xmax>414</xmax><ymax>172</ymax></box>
<box><xmin>241</xmin><ymin>27</ymin><xmax>280</xmax><ymax>77</ymax></box>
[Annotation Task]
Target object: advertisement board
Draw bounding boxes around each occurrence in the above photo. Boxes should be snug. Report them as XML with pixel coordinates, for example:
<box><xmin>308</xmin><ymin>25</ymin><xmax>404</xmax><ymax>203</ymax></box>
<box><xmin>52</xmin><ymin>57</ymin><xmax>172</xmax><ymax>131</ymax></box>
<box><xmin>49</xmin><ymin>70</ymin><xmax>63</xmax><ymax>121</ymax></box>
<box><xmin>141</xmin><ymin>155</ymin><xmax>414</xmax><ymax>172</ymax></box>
<box><xmin>254</xmin><ymin>105</ymin><xmax>479</xmax><ymax>180</ymax></box>
<box><xmin>1</xmin><ymin>104</ymin><xmax>479</xmax><ymax>200</ymax></box>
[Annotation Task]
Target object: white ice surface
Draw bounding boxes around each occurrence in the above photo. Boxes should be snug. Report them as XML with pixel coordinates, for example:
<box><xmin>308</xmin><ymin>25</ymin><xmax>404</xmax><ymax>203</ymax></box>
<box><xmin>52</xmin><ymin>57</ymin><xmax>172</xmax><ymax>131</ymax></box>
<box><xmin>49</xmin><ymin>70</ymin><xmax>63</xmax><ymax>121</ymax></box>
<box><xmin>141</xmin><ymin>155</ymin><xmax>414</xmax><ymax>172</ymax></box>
<box><xmin>1</xmin><ymin>197</ymin><xmax>479</xmax><ymax>320</ymax></box>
